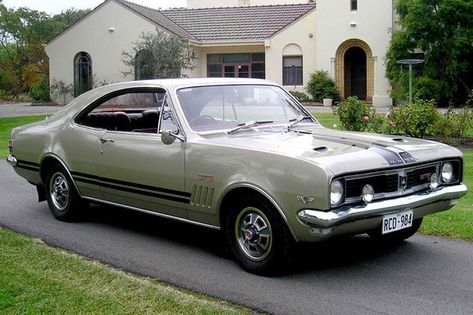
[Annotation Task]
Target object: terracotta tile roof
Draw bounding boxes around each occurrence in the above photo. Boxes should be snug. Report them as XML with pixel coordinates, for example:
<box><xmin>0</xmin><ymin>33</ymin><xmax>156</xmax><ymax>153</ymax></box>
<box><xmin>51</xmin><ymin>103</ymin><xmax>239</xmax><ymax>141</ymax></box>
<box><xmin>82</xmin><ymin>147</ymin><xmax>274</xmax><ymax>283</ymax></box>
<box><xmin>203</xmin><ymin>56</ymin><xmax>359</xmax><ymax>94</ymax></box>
<box><xmin>115</xmin><ymin>0</ymin><xmax>196</xmax><ymax>40</ymax></box>
<box><xmin>117</xmin><ymin>0</ymin><xmax>316</xmax><ymax>42</ymax></box>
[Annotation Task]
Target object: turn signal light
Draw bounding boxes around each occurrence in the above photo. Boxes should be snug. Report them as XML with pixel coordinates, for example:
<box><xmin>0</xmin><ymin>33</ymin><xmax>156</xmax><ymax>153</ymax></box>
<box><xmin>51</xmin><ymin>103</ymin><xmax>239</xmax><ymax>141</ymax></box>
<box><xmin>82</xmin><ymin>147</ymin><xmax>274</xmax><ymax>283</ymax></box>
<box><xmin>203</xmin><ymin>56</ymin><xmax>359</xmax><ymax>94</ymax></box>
<box><xmin>8</xmin><ymin>139</ymin><xmax>13</xmax><ymax>153</ymax></box>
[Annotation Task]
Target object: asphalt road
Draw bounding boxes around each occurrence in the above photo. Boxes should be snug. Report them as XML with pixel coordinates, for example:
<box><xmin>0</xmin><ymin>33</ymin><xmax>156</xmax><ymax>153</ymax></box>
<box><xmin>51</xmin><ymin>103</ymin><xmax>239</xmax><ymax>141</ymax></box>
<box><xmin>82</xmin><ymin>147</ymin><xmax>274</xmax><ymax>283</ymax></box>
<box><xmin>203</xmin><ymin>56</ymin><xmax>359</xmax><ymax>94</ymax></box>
<box><xmin>1</xmin><ymin>161</ymin><xmax>472</xmax><ymax>314</ymax></box>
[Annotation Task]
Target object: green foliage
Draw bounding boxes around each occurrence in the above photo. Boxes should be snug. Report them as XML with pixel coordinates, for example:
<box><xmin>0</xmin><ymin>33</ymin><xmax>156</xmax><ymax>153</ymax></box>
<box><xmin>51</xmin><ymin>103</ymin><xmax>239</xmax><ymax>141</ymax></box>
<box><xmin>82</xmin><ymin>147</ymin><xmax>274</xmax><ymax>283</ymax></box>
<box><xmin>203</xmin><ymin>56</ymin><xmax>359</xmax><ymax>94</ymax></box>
<box><xmin>306</xmin><ymin>70</ymin><xmax>340</xmax><ymax>102</ymax></box>
<box><xmin>435</xmin><ymin>107</ymin><xmax>473</xmax><ymax>143</ymax></box>
<box><xmin>386</xmin><ymin>0</ymin><xmax>473</xmax><ymax>105</ymax></box>
<box><xmin>0</xmin><ymin>5</ymin><xmax>88</xmax><ymax>98</ymax></box>
<box><xmin>333</xmin><ymin>96</ymin><xmax>379</xmax><ymax>132</ymax></box>
<box><xmin>29</xmin><ymin>75</ymin><xmax>50</xmax><ymax>102</ymax></box>
<box><xmin>385</xmin><ymin>99</ymin><xmax>440</xmax><ymax>138</ymax></box>
<box><xmin>0</xmin><ymin>89</ymin><xmax>11</xmax><ymax>100</ymax></box>
<box><xmin>122</xmin><ymin>28</ymin><xmax>197</xmax><ymax>79</ymax></box>
<box><xmin>289</xmin><ymin>91</ymin><xmax>311</xmax><ymax>102</ymax></box>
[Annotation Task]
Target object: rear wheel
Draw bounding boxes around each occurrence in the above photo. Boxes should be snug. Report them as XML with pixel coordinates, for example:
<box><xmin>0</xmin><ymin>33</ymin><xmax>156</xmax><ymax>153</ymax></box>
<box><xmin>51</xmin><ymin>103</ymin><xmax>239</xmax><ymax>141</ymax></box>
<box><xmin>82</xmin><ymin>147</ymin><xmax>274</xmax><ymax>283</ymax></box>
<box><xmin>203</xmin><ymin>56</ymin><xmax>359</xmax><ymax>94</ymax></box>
<box><xmin>368</xmin><ymin>218</ymin><xmax>423</xmax><ymax>243</ymax></box>
<box><xmin>46</xmin><ymin>164</ymin><xmax>84</xmax><ymax>221</ymax></box>
<box><xmin>225</xmin><ymin>196</ymin><xmax>292</xmax><ymax>275</ymax></box>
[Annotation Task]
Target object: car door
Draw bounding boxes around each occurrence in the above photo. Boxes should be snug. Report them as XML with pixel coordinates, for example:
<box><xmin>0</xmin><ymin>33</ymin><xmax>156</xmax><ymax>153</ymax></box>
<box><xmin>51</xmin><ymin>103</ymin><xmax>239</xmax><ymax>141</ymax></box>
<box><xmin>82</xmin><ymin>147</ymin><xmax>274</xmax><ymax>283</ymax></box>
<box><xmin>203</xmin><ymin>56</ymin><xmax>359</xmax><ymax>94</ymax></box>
<box><xmin>96</xmin><ymin>90</ymin><xmax>188</xmax><ymax>218</ymax></box>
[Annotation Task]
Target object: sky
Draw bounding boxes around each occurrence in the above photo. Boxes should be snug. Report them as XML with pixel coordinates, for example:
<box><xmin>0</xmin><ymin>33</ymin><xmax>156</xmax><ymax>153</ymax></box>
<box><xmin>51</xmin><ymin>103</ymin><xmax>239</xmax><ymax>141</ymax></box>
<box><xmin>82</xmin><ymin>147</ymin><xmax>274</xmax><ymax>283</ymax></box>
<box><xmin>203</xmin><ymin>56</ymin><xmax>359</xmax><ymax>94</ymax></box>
<box><xmin>3</xmin><ymin>0</ymin><xmax>188</xmax><ymax>15</ymax></box>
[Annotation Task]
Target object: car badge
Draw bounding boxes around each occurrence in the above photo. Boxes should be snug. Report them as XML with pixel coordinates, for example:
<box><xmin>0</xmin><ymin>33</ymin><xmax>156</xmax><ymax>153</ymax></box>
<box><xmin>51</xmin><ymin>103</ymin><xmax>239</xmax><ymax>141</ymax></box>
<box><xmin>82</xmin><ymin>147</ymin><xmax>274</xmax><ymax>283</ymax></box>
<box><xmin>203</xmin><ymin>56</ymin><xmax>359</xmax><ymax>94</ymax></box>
<box><xmin>400</xmin><ymin>176</ymin><xmax>407</xmax><ymax>189</ymax></box>
<box><xmin>297</xmin><ymin>195</ymin><xmax>315</xmax><ymax>204</ymax></box>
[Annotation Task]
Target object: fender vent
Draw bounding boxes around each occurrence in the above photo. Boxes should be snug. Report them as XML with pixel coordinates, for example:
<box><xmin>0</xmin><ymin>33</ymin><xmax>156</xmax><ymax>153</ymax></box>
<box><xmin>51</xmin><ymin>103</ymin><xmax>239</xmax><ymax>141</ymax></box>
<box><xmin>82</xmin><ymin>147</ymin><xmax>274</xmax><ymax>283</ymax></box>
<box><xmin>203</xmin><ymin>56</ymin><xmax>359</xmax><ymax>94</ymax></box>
<box><xmin>191</xmin><ymin>185</ymin><xmax>214</xmax><ymax>208</ymax></box>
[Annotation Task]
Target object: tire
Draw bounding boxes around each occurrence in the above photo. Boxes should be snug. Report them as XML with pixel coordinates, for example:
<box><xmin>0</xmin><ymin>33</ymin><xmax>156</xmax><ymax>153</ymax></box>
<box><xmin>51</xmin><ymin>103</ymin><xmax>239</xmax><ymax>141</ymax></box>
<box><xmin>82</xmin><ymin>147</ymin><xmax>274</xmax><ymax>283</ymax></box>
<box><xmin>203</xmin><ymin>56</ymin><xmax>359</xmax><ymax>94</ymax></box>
<box><xmin>45</xmin><ymin>164</ymin><xmax>84</xmax><ymax>221</ymax></box>
<box><xmin>225</xmin><ymin>195</ymin><xmax>292</xmax><ymax>275</ymax></box>
<box><xmin>368</xmin><ymin>218</ymin><xmax>423</xmax><ymax>243</ymax></box>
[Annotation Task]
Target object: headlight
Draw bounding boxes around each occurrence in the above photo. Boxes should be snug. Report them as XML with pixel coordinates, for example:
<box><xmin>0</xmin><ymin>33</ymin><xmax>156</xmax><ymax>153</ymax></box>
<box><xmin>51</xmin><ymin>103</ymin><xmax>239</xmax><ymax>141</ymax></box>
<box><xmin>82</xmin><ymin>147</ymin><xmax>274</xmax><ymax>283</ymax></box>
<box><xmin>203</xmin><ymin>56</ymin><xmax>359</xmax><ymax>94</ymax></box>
<box><xmin>330</xmin><ymin>180</ymin><xmax>344</xmax><ymax>206</ymax></box>
<box><xmin>441</xmin><ymin>162</ymin><xmax>453</xmax><ymax>183</ymax></box>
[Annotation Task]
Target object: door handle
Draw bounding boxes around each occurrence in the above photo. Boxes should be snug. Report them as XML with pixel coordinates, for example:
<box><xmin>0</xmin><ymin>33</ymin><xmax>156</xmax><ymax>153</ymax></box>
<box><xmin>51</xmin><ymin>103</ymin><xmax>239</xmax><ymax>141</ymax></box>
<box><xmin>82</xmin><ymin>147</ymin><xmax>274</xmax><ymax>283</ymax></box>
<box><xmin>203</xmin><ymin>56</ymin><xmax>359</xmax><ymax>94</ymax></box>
<box><xmin>100</xmin><ymin>138</ymin><xmax>114</xmax><ymax>144</ymax></box>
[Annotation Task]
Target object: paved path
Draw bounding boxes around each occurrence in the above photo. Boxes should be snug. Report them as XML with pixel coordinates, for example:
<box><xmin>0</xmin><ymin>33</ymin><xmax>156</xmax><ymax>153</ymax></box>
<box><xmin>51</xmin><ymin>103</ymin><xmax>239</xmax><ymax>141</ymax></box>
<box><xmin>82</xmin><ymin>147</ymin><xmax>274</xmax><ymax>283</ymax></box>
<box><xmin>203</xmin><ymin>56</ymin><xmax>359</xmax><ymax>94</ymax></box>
<box><xmin>0</xmin><ymin>103</ymin><xmax>64</xmax><ymax>117</ymax></box>
<box><xmin>1</xmin><ymin>161</ymin><xmax>472</xmax><ymax>314</ymax></box>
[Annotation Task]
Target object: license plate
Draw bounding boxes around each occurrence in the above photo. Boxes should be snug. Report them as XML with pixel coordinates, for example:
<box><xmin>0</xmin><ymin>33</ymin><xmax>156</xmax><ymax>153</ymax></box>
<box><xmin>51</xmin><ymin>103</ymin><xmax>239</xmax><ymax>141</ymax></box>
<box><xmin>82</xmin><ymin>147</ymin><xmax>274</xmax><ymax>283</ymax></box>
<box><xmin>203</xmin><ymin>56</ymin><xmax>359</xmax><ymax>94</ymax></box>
<box><xmin>382</xmin><ymin>210</ymin><xmax>413</xmax><ymax>234</ymax></box>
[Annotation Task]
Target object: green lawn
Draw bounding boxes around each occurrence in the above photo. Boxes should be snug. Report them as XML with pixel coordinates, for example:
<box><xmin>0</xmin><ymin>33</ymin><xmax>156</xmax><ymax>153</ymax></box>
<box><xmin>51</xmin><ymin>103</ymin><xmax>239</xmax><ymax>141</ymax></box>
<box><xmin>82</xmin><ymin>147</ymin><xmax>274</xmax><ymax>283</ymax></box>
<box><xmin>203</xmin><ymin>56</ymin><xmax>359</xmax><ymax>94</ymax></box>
<box><xmin>0</xmin><ymin>115</ymin><xmax>47</xmax><ymax>158</ymax></box>
<box><xmin>0</xmin><ymin>227</ymin><xmax>250</xmax><ymax>314</ymax></box>
<box><xmin>420</xmin><ymin>150</ymin><xmax>473</xmax><ymax>241</ymax></box>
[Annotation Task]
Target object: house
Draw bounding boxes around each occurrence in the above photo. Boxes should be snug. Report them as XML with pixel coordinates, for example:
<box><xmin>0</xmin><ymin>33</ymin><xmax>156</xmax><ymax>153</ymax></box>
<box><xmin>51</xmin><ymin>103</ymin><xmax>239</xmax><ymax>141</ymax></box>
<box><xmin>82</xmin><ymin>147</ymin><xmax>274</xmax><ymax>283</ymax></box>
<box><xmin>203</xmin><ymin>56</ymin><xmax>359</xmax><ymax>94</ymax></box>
<box><xmin>45</xmin><ymin>0</ymin><xmax>394</xmax><ymax>106</ymax></box>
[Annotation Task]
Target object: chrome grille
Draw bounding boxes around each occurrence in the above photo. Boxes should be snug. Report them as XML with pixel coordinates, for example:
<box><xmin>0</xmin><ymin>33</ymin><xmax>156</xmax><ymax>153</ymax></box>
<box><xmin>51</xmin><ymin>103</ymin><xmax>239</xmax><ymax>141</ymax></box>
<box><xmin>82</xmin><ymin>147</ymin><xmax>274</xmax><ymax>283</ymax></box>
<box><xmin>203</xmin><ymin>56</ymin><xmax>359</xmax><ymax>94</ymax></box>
<box><xmin>346</xmin><ymin>174</ymin><xmax>398</xmax><ymax>198</ymax></box>
<box><xmin>406</xmin><ymin>165</ymin><xmax>437</xmax><ymax>188</ymax></box>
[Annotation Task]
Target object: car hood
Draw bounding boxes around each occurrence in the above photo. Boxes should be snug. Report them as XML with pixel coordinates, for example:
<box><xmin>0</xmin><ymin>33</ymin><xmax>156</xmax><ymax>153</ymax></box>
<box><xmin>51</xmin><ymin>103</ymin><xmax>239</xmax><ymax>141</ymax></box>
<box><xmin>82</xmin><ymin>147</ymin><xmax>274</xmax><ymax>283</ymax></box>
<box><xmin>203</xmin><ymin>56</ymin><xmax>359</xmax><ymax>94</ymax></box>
<box><xmin>199</xmin><ymin>126</ymin><xmax>461</xmax><ymax>176</ymax></box>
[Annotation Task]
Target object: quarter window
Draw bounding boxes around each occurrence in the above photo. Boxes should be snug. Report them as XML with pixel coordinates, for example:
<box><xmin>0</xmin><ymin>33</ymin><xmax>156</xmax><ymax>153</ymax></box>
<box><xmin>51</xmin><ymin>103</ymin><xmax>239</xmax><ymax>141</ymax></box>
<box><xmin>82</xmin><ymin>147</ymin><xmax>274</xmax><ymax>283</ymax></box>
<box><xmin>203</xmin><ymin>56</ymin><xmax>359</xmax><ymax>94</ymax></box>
<box><xmin>283</xmin><ymin>56</ymin><xmax>303</xmax><ymax>86</ymax></box>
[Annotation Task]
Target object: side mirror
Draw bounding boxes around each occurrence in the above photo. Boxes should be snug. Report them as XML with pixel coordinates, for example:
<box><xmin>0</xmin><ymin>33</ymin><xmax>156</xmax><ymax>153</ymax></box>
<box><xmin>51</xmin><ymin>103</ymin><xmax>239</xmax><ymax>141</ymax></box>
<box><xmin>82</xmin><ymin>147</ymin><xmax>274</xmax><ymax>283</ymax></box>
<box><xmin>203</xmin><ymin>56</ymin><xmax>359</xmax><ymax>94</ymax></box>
<box><xmin>161</xmin><ymin>130</ymin><xmax>176</xmax><ymax>145</ymax></box>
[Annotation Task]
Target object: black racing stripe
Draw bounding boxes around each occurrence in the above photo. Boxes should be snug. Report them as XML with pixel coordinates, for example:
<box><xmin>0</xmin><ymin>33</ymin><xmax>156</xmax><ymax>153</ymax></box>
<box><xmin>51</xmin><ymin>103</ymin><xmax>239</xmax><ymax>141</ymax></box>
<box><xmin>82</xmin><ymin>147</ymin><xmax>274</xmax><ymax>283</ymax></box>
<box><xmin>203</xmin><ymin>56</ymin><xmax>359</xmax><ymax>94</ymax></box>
<box><xmin>367</xmin><ymin>146</ymin><xmax>405</xmax><ymax>166</ymax></box>
<box><xmin>71</xmin><ymin>171</ymin><xmax>191</xmax><ymax>198</ymax></box>
<box><xmin>16</xmin><ymin>160</ymin><xmax>40</xmax><ymax>167</ymax></box>
<box><xmin>74</xmin><ymin>177</ymin><xmax>190</xmax><ymax>204</ymax></box>
<box><xmin>16</xmin><ymin>165</ymin><xmax>39</xmax><ymax>172</ymax></box>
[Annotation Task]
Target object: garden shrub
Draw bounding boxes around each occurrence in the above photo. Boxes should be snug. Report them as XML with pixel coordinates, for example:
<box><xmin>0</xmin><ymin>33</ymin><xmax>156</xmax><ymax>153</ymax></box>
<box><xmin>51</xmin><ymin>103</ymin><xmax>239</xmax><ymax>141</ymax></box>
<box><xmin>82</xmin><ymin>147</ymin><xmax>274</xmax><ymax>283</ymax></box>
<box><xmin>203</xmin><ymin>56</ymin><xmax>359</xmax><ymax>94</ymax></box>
<box><xmin>0</xmin><ymin>89</ymin><xmax>12</xmax><ymax>100</ymax></box>
<box><xmin>306</xmin><ymin>70</ymin><xmax>340</xmax><ymax>102</ymax></box>
<box><xmin>333</xmin><ymin>96</ymin><xmax>379</xmax><ymax>132</ymax></box>
<box><xmin>385</xmin><ymin>99</ymin><xmax>440</xmax><ymax>138</ymax></box>
<box><xmin>289</xmin><ymin>91</ymin><xmax>311</xmax><ymax>102</ymax></box>
<box><xmin>435</xmin><ymin>107</ymin><xmax>473</xmax><ymax>143</ymax></box>
<box><xmin>29</xmin><ymin>76</ymin><xmax>50</xmax><ymax>102</ymax></box>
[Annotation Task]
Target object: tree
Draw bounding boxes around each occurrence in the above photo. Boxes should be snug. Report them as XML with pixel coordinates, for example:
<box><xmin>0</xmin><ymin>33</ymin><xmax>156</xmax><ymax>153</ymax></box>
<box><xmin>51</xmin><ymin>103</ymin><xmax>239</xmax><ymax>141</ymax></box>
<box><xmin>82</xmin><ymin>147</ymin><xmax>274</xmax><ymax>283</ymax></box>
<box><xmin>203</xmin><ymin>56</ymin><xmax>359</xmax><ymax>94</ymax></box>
<box><xmin>0</xmin><ymin>4</ymin><xmax>89</xmax><ymax>99</ymax></box>
<box><xmin>386</xmin><ymin>0</ymin><xmax>473</xmax><ymax>105</ymax></box>
<box><xmin>122</xmin><ymin>28</ymin><xmax>197</xmax><ymax>79</ymax></box>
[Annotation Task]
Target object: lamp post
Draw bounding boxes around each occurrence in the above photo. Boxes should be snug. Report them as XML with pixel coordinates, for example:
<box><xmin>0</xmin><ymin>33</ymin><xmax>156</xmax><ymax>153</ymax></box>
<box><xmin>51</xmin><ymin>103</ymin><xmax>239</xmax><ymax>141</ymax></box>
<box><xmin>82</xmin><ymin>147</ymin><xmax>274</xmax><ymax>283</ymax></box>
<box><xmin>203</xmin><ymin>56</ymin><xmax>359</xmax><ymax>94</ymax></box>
<box><xmin>397</xmin><ymin>59</ymin><xmax>424</xmax><ymax>103</ymax></box>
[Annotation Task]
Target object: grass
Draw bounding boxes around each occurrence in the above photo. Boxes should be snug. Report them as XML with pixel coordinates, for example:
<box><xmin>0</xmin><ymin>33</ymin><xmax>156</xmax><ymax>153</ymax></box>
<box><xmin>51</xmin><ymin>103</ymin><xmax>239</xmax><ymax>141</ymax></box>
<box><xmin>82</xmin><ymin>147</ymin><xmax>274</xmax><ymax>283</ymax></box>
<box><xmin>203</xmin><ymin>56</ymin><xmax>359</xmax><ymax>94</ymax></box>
<box><xmin>0</xmin><ymin>227</ymin><xmax>251</xmax><ymax>314</ymax></box>
<box><xmin>0</xmin><ymin>115</ymin><xmax>47</xmax><ymax>158</ymax></box>
<box><xmin>420</xmin><ymin>150</ymin><xmax>473</xmax><ymax>241</ymax></box>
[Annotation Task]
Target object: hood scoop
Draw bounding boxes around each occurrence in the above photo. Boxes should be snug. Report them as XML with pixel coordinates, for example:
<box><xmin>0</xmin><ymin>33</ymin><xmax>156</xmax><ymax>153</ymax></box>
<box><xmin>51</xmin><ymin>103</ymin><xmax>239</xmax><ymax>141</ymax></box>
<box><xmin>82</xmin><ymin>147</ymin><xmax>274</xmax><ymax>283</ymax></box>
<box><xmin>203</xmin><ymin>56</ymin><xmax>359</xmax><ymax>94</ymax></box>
<box><xmin>313</xmin><ymin>146</ymin><xmax>328</xmax><ymax>152</ymax></box>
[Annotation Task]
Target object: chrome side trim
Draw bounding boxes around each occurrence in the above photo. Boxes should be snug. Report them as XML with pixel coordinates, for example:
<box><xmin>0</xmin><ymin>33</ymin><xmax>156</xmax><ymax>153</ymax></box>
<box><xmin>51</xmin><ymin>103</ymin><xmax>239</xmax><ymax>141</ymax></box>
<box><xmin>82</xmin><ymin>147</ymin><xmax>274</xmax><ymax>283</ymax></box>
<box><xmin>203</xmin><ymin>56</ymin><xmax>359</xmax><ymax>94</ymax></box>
<box><xmin>83</xmin><ymin>196</ymin><xmax>221</xmax><ymax>230</ymax></box>
<box><xmin>298</xmin><ymin>184</ymin><xmax>467</xmax><ymax>229</ymax></box>
<box><xmin>7</xmin><ymin>154</ymin><xmax>17</xmax><ymax>167</ymax></box>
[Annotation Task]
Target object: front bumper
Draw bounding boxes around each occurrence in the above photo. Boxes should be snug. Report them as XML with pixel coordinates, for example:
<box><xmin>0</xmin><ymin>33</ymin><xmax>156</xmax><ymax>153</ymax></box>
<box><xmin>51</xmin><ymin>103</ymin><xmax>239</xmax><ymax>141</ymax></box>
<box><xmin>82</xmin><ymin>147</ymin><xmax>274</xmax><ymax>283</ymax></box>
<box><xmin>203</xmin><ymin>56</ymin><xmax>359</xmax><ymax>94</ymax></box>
<box><xmin>7</xmin><ymin>154</ymin><xmax>17</xmax><ymax>167</ymax></box>
<box><xmin>297</xmin><ymin>184</ymin><xmax>468</xmax><ymax>237</ymax></box>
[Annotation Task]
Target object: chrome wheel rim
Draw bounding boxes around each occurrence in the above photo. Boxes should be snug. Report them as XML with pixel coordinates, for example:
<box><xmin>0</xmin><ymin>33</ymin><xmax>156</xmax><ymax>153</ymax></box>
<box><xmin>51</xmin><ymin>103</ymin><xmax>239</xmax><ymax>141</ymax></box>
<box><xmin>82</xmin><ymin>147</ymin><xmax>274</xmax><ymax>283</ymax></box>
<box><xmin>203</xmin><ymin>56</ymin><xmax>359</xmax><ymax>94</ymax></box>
<box><xmin>235</xmin><ymin>207</ymin><xmax>272</xmax><ymax>261</ymax></box>
<box><xmin>49</xmin><ymin>172</ymin><xmax>70</xmax><ymax>211</ymax></box>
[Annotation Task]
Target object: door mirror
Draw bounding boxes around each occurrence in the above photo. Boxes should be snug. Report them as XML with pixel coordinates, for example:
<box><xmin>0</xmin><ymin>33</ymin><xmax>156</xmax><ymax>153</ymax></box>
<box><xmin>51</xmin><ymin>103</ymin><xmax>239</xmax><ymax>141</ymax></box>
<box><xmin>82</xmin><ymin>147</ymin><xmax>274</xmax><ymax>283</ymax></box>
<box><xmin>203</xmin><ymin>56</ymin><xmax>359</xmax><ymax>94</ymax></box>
<box><xmin>161</xmin><ymin>130</ymin><xmax>176</xmax><ymax>145</ymax></box>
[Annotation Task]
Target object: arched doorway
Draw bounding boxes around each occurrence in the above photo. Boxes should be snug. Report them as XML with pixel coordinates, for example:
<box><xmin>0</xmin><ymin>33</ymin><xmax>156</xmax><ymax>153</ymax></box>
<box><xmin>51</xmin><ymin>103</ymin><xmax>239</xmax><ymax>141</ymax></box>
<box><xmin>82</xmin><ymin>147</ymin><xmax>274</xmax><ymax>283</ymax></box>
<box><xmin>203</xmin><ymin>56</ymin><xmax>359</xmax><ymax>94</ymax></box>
<box><xmin>344</xmin><ymin>47</ymin><xmax>366</xmax><ymax>100</ymax></box>
<box><xmin>74</xmin><ymin>51</ymin><xmax>92</xmax><ymax>97</ymax></box>
<box><xmin>335</xmin><ymin>39</ymin><xmax>374</xmax><ymax>102</ymax></box>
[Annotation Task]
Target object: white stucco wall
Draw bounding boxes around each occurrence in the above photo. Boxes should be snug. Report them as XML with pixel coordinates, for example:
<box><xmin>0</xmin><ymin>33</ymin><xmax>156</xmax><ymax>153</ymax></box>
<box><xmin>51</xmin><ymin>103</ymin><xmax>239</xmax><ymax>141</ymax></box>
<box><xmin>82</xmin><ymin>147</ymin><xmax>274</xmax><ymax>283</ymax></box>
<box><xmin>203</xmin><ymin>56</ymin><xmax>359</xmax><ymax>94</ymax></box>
<box><xmin>267</xmin><ymin>9</ymin><xmax>317</xmax><ymax>93</ymax></box>
<box><xmin>45</xmin><ymin>1</ymin><xmax>157</xmax><ymax>103</ymax></box>
<box><xmin>315</xmin><ymin>0</ymin><xmax>393</xmax><ymax>106</ymax></box>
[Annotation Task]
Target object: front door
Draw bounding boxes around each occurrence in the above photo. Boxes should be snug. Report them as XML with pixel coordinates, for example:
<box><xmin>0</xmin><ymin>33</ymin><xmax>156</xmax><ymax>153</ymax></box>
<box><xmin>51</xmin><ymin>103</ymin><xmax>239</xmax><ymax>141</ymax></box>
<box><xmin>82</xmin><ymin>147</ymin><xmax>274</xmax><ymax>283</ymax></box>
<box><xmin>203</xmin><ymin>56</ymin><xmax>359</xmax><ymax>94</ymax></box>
<box><xmin>224</xmin><ymin>64</ymin><xmax>250</xmax><ymax>78</ymax></box>
<box><xmin>344</xmin><ymin>47</ymin><xmax>367</xmax><ymax>100</ymax></box>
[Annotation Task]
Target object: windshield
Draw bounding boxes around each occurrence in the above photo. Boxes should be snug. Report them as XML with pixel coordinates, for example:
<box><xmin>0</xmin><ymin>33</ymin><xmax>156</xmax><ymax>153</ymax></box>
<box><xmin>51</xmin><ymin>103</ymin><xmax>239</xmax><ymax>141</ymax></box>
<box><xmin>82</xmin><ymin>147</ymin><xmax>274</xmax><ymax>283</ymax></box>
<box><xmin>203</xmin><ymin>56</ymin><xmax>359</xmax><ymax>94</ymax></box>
<box><xmin>176</xmin><ymin>85</ymin><xmax>316</xmax><ymax>132</ymax></box>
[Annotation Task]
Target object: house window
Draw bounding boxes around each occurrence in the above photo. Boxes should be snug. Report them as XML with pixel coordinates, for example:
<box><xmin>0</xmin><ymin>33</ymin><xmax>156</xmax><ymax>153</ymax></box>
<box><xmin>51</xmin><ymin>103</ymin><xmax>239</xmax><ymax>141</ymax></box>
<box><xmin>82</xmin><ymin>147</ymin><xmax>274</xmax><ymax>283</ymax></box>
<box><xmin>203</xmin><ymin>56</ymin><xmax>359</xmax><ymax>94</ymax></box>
<box><xmin>74</xmin><ymin>52</ymin><xmax>92</xmax><ymax>97</ymax></box>
<box><xmin>135</xmin><ymin>50</ymin><xmax>155</xmax><ymax>80</ymax></box>
<box><xmin>283</xmin><ymin>56</ymin><xmax>303</xmax><ymax>86</ymax></box>
<box><xmin>207</xmin><ymin>53</ymin><xmax>265</xmax><ymax>79</ymax></box>
<box><xmin>351</xmin><ymin>0</ymin><xmax>358</xmax><ymax>11</ymax></box>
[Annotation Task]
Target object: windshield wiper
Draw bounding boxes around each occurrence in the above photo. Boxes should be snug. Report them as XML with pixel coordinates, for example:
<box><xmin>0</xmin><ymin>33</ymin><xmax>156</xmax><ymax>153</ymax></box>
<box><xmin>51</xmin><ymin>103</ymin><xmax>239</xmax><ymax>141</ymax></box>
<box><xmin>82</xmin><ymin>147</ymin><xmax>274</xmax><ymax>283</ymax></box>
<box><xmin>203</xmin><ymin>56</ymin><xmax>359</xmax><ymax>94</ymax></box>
<box><xmin>227</xmin><ymin>120</ymin><xmax>274</xmax><ymax>135</ymax></box>
<box><xmin>287</xmin><ymin>115</ymin><xmax>314</xmax><ymax>131</ymax></box>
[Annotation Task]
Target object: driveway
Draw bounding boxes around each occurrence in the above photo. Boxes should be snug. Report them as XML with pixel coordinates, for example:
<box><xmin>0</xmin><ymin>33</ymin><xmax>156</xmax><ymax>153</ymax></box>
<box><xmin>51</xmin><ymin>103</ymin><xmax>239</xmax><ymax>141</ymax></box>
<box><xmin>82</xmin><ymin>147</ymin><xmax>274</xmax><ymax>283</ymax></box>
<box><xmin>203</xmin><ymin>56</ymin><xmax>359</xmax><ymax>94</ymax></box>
<box><xmin>0</xmin><ymin>103</ymin><xmax>63</xmax><ymax>117</ymax></box>
<box><xmin>1</xmin><ymin>161</ymin><xmax>472</xmax><ymax>314</ymax></box>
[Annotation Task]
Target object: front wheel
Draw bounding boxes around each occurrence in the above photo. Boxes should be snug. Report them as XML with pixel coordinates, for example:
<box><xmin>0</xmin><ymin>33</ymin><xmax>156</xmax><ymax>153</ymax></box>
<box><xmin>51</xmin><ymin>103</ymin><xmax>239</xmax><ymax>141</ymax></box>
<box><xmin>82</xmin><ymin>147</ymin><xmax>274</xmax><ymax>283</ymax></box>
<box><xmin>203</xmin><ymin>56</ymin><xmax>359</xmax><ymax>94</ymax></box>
<box><xmin>368</xmin><ymin>218</ymin><xmax>423</xmax><ymax>243</ymax></box>
<box><xmin>225</xmin><ymin>196</ymin><xmax>292</xmax><ymax>275</ymax></box>
<box><xmin>46</xmin><ymin>164</ymin><xmax>84</xmax><ymax>221</ymax></box>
